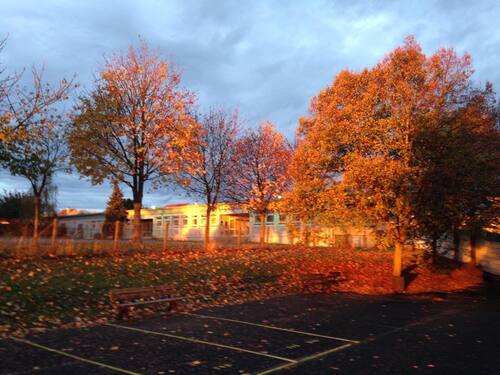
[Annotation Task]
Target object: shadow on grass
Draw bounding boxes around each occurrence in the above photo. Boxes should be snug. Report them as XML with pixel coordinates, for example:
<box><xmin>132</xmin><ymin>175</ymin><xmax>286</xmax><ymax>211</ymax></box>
<box><xmin>402</xmin><ymin>264</ymin><xmax>419</xmax><ymax>288</ymax></box>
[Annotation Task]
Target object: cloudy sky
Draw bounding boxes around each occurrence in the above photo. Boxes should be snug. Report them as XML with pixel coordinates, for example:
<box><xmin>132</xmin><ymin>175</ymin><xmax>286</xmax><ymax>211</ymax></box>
<box><xmin>1</xmin><ymin>0</ymin><xmax>499</xmax><ymax>211</ymax></box>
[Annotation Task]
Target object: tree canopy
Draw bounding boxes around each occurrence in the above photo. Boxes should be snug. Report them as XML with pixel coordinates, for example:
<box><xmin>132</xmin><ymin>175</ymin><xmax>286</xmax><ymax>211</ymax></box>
<box><xmin>68</xmin><ymin>41</ymin><xmax>197</xmax><ymax>244</ymax></box>
<box><xmin>176</xmin><ymin>108</ymin><xmax>240</xmax><ymax>247</ymax></box>
<box><xmin>286</xmin><ymin>36</ymin><xmax>499</xmax><ymax>277</ymax></box>
<box><xmin>225</xmin><ymin>122</ymin><xmax>293</xmax><ymax>245</ymax></box>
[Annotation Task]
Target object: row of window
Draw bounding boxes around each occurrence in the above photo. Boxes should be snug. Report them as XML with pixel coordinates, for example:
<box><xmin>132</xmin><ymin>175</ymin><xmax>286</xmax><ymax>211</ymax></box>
<box><xmin>155</xmin><ymin>215</ymin><xmax>217</xmax><ymax>227</ymax></box>
<box><xmin>154</xmin><ymin>213</ymin><xmax>289</xmax><ymax>227</ymax></box>
<box><xmin>254</xmin><ymin>214</ymin><xmax>288</xmax><ymax>225</ymax></box>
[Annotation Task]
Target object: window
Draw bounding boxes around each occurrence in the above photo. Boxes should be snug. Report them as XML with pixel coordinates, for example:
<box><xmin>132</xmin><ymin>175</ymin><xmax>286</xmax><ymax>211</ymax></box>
<box><xmin>210</xmin><ymin>215</ymin><xmax>217</xmax><ymax>225</ymax></box>
<box><xmin>182</xmin><ymin>215</ymin><xmax>188</xmax><ymax>226</ymax></box>
<box><xmin>192</xmin><ymin>215</ymin><xmax>198</xmax><ymax>226</ymax></box>
<box><xmin>266</xmin><ymin>214</ymin><xmax>275</xmax><ymax>224</ymax></box>
<box><xmin>278</xmin><ymin>214</ymin><xmax>287</xmax><ymax>224</ymax></box>
<box><xmin>172</xmin><ymin>216</ymin><xmax>179</xmax><ymax>226</ymax></box>
<box><xmin>254</xmin><ymin>215</ymin><xmax>262</xmax><ymax>225</ymax></box>
<box><xmin>155</xmin><ymin>217</ymin><xmax>162</xmax><ymax>226</ymax></box>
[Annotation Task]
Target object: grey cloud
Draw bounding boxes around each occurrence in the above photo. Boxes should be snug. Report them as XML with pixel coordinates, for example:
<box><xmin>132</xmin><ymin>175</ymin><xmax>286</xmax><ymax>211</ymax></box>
<box><xmin>1</xmin><ymin>0</ymin><xmax>499</xmax><ymax>209</ymax></box>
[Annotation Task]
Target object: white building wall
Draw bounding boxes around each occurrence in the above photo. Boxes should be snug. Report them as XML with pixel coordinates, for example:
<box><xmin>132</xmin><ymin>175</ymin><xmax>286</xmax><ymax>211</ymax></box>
<box><xmin>248</xmin><ymin>212</ymin><xmax>377</xmax><ymax>248</ymax></box>
<box><xmin>151</xmin><ymin>204</ymin><xmax>248</xmax><ymax>241</ymax></box>
<box><xmin>440</xmin><ymin>234</ymin><xmax>500</xmax><ymax>276</ymax></box>
<box><xmin>58</xmin><ymin>214</ymin><xmax>105</xmax><ymax>240</ymax></box>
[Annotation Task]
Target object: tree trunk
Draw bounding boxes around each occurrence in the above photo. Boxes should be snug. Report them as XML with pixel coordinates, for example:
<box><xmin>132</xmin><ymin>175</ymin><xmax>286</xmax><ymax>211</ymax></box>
<box><xmin>132</xmin><ymin>201</ymin><xmax>142</xmax><ymax>246</ymax></box>
<box><xmin>453</xmin><ymin>230</ymin><xmax>460</xmax><ymax>262</ymax></box>
<box><xmin>32</xmin><ymin>194</ymin><xmax>40</xmax><ymax>249</ymax></box>
<box><xmin>393</xmin><ymin>236</ymin><xmax>404</xmax><ymax>277</ymax></box>
<box><xmin>431</xmin><ymin>237</ymin><xmax>438</xmax><ymax>264</ymax></box>
<box><xmin>259</xmin><ymin>213</ymin><xmax>265</xmax><ymax>247</ymax></box>
<box><xmin>470</xmin><ymin>231</ymin><xmax>478</xmax><ymax>266</ymax></box>
<box><xmin>302</xmin><ymin>222</ymin><xmax>309</xmax><ymax>246</ymax></box>
<box><xmin>205</xmin><ymin>207</ymin><xmax>211</xmax><ymax>251</ymax></box>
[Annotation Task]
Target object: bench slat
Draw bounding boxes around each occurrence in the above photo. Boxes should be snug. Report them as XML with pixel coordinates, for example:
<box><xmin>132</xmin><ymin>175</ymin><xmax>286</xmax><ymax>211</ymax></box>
<box><xmin>117</xmin><ymin>297</ymin><xmax>184</xmax><ymax>308</ymax></box>
<box><xmin>109</xmin><ymin>284</ymin><xmax>183</xmax><ymax>319</ymax></box>
<box><xmin>301</xmin><ymin>271</ymin><xmax>346</xmax><ymax>292</ymax></box>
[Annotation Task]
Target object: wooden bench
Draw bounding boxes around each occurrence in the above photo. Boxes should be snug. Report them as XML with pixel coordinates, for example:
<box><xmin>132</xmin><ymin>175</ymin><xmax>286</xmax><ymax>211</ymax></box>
<box><xmin>109</xmin><ymin>285</ymin><xmax>183</xmax><ymax>319</ymax></box>
<box><xmin>300</xmin><ymin>272</ymin><xmax>346</xmax><ymax>292</ymax></box>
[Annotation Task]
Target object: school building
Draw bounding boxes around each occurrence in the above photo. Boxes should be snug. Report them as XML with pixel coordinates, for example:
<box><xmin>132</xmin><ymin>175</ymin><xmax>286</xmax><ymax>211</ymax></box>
<box><xmin>57</xmin><ymin>202</ymin><xmax>376</xmax><ymax>248</ymax></box>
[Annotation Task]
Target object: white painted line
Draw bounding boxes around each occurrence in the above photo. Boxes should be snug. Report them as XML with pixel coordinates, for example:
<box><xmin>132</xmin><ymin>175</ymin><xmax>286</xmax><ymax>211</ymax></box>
<box><xmin>106</xmin><ymin>323</ymin><xmax>296</xmax><ymax>364</ymax></box>
<box><xmin>185</xmin><ymin>312</ymin><xmax>360</xmax><ymax>344</ymax></box>
<box><xmin>10</xmin><ymin>336</ymin><xmax>141</xmax><ymax>375</ymax></box>
<box><xmin>257</xmin><ymin>343</ymin><xmax>355</xmax><ymax>375</ymax></box>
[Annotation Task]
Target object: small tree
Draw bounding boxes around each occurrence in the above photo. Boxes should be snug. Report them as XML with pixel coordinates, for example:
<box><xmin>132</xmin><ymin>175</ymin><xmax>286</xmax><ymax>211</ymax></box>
<box><xmin>176</xmin><ymin>108</ymin><xmax>239</xmax><ymax>249</ymax></box>
<box><xmin>0</xmin><ymin>99</ymin><xmax>66</xmax><ymax>246</ymax></box>
<box><xmin>225</xmin><ymin>122</ymin><xmax>292</xmax><ymax>246</ymax></box>
<box><xmin>68</xmin><ymin>41</ymin><xmax>197</xmax><ymax>246</ymax></box>
<box><xmin>102</xmin><ymin>181</ymin><xmax>128</xmax><ymax>238</ymax></box>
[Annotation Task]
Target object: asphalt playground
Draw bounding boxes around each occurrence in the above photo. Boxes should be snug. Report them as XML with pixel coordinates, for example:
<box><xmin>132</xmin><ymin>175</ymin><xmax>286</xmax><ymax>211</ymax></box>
<box><xmin>1</xmin><ymin>288</ymin><xmax>499</xmax><ymax>374</ymax></box>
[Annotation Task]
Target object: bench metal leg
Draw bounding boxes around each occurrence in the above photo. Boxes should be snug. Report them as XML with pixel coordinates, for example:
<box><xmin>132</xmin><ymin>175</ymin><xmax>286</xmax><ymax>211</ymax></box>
<box><xmin>117</xmin><ymin>306</ymin><xmax>129</xmax><ymax>320</ymax></box>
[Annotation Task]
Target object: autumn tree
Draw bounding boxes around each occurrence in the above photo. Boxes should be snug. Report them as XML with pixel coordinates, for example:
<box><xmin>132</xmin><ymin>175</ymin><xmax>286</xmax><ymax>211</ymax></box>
<box><xmin>176</xmin><ymin>108</ymin><xmax>239</xmax><ymax>248</ymax></box>
<box><xmin>68</xmin><ymin>41</ymin><xmax>197</xmax><ymax>245</ymax></box>
<box><xmin>0</xmin><ymin>65</ymin><xmax>74</xmax><ymax>143</ymax></box>
<box><xmin>225</xmin><ymin>122</ymin><xmax>292</xmax><ymax>246</ymax></box>
<box><xmin>102</xmin><ymin>181</ymin><xmax>128</xmax><ymax>238</ymax></box>
<box><xmin>290</xmin><ymin>36</ymin><xmax>477</xmax><ymax>287</ymax></box>
<box><xmin>0</xmin><ymin>61</ymin><xmax>72</xmax><ymax>247</ymax></box>
<box><xmin>0</xmin><ymin>115</ymin><xmax>66</xmax><ymax>246</ymax></box>
<box><xmin>449</xmin><ymin>85</ymin><xmax>499</xmax><ymax>264</ymax></box>
<box><xmin>413</xmin><ymin>84</ymin><xmax>500</xmax><ymax>264</ymax></box>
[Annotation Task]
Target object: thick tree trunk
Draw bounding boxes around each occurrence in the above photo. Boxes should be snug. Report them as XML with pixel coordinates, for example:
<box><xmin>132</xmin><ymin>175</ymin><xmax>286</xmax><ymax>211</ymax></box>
<box><xmin>205</xmin><ymin>207</ymin><xmax>211</xmax><ymax>251</ymax></box>
<box><xmin>470</xmin><ymin>231</ymin><xmax>478</xmax><ymax>266</ymax></box>
<box><xmin>302</xmin><ymin>222</ymin><xmax>309</xmax><ymax>246</ymax></box>
<box><xmin>32</xmin><ymin>194</ymin><xmax>40</xmax><ymax>249</ymax></box>
<box><xmin>393</xmin><ymin>240</ymin><xmax>403</xmax><ymax>277</ymax></box>
<box><xmin>259</xmin><ymin>213</ymin><xmax>265</xmax><ymax>247</ymax></box>
<box><xmin>132</xmin><ymin>201</ymin><xmax>142</xmax><ymax>246</ymax></box>
<box><xmin>453</xmin><ymin>230</ymin><xmax>461</xmax><ymax>262</ymax></box>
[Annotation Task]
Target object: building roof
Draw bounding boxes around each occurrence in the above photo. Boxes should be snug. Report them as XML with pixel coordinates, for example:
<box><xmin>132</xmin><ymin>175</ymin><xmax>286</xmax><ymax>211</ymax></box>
<box><xmin>163</xmin><ymin>203</ymin><xmax>193</xmax><ymax>208</ymax></box>
<box><xmin>57</xmin><ymin>212</ymin><xmax>104</xmax><ymax>220</ymax></box>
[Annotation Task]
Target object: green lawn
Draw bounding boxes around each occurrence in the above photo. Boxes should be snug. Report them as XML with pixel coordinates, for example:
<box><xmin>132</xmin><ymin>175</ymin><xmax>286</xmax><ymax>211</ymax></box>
<box><xmin>0</xmin><ymin>248</ymin><xmax>294</xmax><ymax>336</ymax></box>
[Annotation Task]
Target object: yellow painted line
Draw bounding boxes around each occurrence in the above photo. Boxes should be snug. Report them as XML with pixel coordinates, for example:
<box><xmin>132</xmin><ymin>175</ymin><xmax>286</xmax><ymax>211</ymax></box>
<box><xmin>10</xmin><ymin>337</ymin><xmax>141</xmax><ymax>375</ymax></box>
<box><xmin>294</xmin><ymin>343</ymin><xmax>354</xmax><ymax>363</ymax></box>
<box><xmin>257</xmin><ymin>343</ymin><xmax>355</xmax><ymax>375</ymax></box>
<box><xmin>106</xmin><ymin>323</ymin><xmax>296</xmax><ymax>364</ymax></box>
<box><xmin>185</xmin><ymin>313</ymin><xmax>360</xmax><ymax>344</ymax></box>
